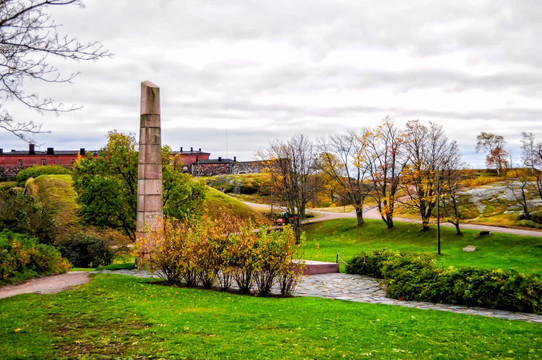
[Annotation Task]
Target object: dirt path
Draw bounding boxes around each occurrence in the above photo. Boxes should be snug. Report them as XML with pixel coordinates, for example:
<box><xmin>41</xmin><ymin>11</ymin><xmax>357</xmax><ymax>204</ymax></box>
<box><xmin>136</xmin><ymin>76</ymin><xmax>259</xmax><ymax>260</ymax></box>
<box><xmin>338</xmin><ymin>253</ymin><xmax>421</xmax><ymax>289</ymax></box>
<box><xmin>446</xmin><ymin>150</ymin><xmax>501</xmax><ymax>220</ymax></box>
<box><xmin>0</xmin><ymin>271</ymin><xmax>92</xmax><ymax>300</ymax></box>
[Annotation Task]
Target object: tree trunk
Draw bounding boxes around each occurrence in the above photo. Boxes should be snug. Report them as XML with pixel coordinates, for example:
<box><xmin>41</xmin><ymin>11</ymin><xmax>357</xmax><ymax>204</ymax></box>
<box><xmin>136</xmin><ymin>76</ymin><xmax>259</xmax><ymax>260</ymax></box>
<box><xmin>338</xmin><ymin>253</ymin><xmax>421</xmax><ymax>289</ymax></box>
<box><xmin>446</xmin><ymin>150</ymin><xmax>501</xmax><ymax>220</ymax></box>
<box><xmin>453</xmin><ymin>221</ymin><xmax>462</xmax><ymax>235</ymax></box>
<box><xmin>421</xmin><ymin>207</ymin><xmax>431</xmax><ymax>232</ymax></box>
<box><xmin>421</xmin><ymin>220</ymin><xmax>430</xmax><ymax>232</ymax></box>
<box><xmin>385</xmin><ymin>216</ymin><xmax>394</xmax><ymax>229</ymax></box>
<box><xmin>355</xmin><ymin>208</ymin><xmax>364</xmax><ymax>226</ymax></box>
<box><xmin>452</xmin><ymin>203</ymin><xmax>463</xmax><ymax>235</ymax></box>
<box><xmin>448</xmin><ymin>194</ymin><xmax>463</xmax><ymax>235</ymax></box>
<box><xmin>293</xmin><ymin>217</ymin><xmax>302</xmax><ymax>244</ymax></box>
<box><xmin>521</xmin><ymin>184</ymin><xmax>530</xmax><ymax>219</ymax></box>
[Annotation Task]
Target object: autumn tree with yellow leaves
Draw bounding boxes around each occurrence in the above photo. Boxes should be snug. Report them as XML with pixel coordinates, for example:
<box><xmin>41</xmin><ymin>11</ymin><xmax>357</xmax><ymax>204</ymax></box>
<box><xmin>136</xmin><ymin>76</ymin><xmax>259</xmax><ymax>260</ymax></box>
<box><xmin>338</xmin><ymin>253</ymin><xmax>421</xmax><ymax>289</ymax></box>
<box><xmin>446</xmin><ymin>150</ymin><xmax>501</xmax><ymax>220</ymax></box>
<box><xmin>364</xmin><ymin>117</ymin><xmax>408</xmax><ymax>229</ymax></box>
<box><xmin>317</xmin><ymin>130</ymin><xmax>371</xmax><ymax>226</ymax></box>
<box><xmin>401</xmin><ymin>120</ymin><xmax>462</xmax><ymax>231</ymax></box>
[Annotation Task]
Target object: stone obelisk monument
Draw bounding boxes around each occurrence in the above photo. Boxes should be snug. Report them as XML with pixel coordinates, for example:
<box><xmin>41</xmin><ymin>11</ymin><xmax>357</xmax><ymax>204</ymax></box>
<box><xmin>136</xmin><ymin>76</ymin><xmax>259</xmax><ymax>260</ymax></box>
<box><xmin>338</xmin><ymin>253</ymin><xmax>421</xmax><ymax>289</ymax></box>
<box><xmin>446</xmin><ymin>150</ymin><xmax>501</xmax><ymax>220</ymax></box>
<box><xmin>136</xmin><ymin>81</ymin><xmax>163</xmax><ymax>241</ymax></box>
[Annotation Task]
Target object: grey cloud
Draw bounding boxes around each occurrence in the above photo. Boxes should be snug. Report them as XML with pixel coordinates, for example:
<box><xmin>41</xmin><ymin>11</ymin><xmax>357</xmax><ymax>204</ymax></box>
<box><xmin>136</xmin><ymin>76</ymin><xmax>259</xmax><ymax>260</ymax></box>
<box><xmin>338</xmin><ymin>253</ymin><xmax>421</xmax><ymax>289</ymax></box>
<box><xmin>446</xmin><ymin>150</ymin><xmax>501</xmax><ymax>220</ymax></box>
<box><xmin>3</xmin><ymin>0</ymin><xmax>542</xmax><ymax>171</ymax></box>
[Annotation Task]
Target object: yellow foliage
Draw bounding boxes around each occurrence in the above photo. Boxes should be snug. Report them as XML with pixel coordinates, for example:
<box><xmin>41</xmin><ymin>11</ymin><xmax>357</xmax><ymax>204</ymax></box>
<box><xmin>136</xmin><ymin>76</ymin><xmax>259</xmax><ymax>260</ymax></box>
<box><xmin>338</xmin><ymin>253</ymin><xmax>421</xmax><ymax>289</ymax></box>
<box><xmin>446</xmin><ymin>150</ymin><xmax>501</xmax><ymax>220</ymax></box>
<box><xmin>461</xmin><ymin>177</ymin><xmax>501</xmax><ymax>188</ymax></box>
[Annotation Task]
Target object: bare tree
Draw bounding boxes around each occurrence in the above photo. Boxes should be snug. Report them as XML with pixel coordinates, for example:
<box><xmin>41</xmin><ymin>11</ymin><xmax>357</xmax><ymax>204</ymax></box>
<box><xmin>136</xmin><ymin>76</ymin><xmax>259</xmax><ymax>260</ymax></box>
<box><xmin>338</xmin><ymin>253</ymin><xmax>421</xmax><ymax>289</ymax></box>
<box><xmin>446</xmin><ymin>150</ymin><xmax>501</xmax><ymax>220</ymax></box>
<box><xmin>440</xmin><ymin>141</ymin><xmax>466</xmax><ymax>235</ymax></box>
<box><xmin>260</xmin><ymin>135</ymin><xmax>317</xmax><ymax>241</ymax></box>
<box><xmin>505</xmin><ymin>168</ymin><xmax>534</xmax><ymax>220</ymax></box>
<box><xmin>521</xmin><ymin>132</ymin><xmax>542</xmax><ymax>201</ymax></box>
<box><xmin>364</xmin><ymin>117</ymin><xmax>407</xmax><ymax>229</ymax></box>
<box><xmin>0</xmin><ymin>0</ymin><xmax>110</xmax><ymax>141</ymax></box>
<box><xmin>317</xmin><ymin>130</ymin><xmax>371</xmax><ymax>226</ymax></box>
<box><xmin>476</xmin><ymin>132</ymin><xmax>509</xmax><ymax>176</ymax></box>
<box><xmin>402</xmin><ymin>120</ymin><xmax>450</xmax><ymax>231</ymax></box>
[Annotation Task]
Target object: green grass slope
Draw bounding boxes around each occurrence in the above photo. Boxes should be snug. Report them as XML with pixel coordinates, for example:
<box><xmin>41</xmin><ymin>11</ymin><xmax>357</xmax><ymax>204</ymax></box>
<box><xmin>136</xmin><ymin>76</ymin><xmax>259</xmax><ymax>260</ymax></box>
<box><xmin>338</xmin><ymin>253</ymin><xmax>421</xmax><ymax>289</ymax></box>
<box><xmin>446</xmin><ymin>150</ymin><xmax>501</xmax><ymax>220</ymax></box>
<box><xmin>303</xmin><ymin>218</ymin><xmax>542</xmax><ymax>277</ymax></box>
<box><xmin>202</xmin><ymin>186</ymin><xmax>271</xmax><ymax>225</ymax></box>
<box><xmin>25</xmin><ymin>175</ymin><xmax>81</xmax><ymax>240</ymax></box>
<box><xmin>24</xmin><ymin>175</ymin><xmax>270</xmax><ymax>240</ymax></box>
<box><xmin>1</xmin><ymin>274</ymin><xmax>540</xmax><ymax>359</ymax></box>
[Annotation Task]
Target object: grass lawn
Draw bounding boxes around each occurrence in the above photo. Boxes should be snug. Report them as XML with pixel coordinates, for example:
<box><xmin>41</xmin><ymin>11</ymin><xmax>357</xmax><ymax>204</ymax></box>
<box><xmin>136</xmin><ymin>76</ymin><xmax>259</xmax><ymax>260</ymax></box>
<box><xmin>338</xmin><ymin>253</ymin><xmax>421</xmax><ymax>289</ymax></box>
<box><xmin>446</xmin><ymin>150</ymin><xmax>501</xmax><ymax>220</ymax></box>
<box><xmin>302</xmin><ymin>218</ymin><xmax>542</xmax><ymax>277</ymax></box>
<box><xmin>1</xmin><ymin>274</ymin><xmax>540</xmax><ymax>359</ymax></box>
<box><xmin>203</xmin><ymin>187</ymin><xmax>271</xmax><ymax>226</ymax></box>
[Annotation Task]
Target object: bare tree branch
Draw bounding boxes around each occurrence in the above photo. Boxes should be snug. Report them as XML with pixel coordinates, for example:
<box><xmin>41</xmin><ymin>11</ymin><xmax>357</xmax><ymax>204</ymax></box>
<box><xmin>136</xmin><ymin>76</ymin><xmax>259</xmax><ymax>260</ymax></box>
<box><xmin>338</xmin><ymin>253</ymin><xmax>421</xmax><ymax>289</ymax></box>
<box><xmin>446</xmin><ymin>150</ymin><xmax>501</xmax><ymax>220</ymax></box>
<box><xmin>259</xmin><ymin>135</ymin><xmax>317</xmax><ymax>241</ymax></box>
<box><xmin>0</xmin><ymin>0</ymin><xmax>111</xmax><ymax>142</ymax></box>
<box><xmin>317</xmin><ymin>130</ymin><xmax>371</xmax><ymax>226</ymax></box>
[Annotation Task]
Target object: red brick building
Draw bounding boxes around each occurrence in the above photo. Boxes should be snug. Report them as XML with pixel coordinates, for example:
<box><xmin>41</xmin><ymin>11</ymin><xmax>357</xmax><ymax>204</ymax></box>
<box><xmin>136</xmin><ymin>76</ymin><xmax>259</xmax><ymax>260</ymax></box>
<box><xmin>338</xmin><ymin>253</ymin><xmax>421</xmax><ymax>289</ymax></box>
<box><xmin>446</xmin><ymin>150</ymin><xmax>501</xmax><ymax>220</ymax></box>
<box><xmin>0</xmin><ymin>144</ymin><xmax>212</xmax><ymax>178</ymax></box>
<box><xmin>0</xmin><ymin>144</ymin><xmax>89</xmax><ymax>167</ymax></box>
<box><xmin>0</xmin><ymin>144</ymin><xmax>262</xmax><ymax>178</ymax></box>
<box><xmin>0</xmin><ymin>144</ymin><xmax>96</xmax><ymax>178</ymax></box>
<box><xmin>171</xmin><ymin>147</ymin><xmax>210</xmax><ymax>172</ymax></box>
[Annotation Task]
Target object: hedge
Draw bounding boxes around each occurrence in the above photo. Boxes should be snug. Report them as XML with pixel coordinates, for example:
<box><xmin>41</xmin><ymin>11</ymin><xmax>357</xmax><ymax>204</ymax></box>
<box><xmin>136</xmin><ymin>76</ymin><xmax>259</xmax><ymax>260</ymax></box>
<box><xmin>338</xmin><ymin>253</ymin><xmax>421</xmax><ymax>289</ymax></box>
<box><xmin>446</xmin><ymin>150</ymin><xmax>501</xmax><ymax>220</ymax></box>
<box><xmin>347</xmin><ymin>249</ymin><xmax>542</xmax><ymax>314</ymax></box>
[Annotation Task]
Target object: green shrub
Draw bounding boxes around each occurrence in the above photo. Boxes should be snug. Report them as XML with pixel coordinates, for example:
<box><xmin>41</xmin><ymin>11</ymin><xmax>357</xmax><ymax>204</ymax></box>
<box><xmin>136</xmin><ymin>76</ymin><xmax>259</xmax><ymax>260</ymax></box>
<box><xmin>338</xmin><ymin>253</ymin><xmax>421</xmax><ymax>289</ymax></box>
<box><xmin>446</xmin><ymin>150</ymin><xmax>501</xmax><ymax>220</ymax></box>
<box><xmin>519</xmin><ymin>220</ymin><xmax>542</xmax><ymax>229</ymax></box>
<box><xmin>415</xmin><ymin>267</ymin><xmax>542</xmax><ymax>313</ymax></box>
<box><xmin>16</xmin><ymin>165</ymin><xmax>71</xmax><ymax>187</ymax></box>
<box><xmin>58</xmin><ymin>234</ymin><xmax>114</xmax><ymax>268</ymax></box>
<box><xmin>0</xmin><ymin>230</ymin><xmax>70</xmax><ymax>285</ymax></box>
<box><xmin>529</xmin><ymin>210</ymin><xmax>542</xmax><ymax>224</ymax></box>
<box><xmin>345</xmin><ymin>249</ymin><xmax>434</xmax><ymax>278</ymax></box>
<box><xmin>347</xmin><ymin>250</ymin><xmax>542</xmax><ymax>314</ymax></box>
<box><xmin>0</xmin><ymin>188</ymin><xmax>56</xmax><ymax>245</ymax></box>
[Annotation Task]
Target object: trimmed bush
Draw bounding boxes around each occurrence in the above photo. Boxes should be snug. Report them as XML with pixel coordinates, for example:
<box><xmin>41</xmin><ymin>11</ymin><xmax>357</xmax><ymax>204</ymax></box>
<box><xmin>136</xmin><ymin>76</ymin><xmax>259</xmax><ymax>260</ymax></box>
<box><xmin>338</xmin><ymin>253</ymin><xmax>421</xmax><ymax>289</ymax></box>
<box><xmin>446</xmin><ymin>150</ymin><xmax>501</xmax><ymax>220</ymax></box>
<box><xmin>0</xmin><ymin>230</ymin><xmax>70</xmax><ymax>285</ymax></box>
<box><xmin>58</xmin><ymin>234</ymin><xmax>114</xmax><ymax>268</ymax></box>
<box><xmin>0</xmin><ymin>188</ymin><xmax>56</xmax><ymax>245</ymax></box>
<box><xmin>347</xmin><ymin>250</ymin><xmax>542</xmax><ymax>314</ymax></box>
<box><xmin>16</xmin><ymin>165</ymin><xmax>72</xmax><ymax>187</ymax></box>
<box><xmin>138</xmin><ymin>215</ymin><xmax>305</xmax><ymax>296</ymax></box>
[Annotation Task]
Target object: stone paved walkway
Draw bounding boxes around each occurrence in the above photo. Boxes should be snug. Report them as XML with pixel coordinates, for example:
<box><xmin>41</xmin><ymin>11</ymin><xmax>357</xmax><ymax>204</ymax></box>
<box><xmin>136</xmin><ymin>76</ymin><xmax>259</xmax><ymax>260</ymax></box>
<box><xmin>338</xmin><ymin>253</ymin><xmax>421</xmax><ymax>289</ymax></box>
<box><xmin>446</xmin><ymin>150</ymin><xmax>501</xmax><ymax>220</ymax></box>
<box><xmin>95</xmin><ymin>269</ymin><xmax>542</xmax><ymax>324</ymax></box>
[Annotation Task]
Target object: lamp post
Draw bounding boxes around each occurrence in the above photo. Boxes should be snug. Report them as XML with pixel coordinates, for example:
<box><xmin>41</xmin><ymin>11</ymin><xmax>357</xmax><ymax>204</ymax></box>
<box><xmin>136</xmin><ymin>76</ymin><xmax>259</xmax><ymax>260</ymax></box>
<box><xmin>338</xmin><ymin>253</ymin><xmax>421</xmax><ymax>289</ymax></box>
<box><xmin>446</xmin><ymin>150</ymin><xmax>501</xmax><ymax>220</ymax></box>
<box><xmin>436</xmin><ymin>167</ymin><xmax>441</xmax><ymax>255</ymax></box>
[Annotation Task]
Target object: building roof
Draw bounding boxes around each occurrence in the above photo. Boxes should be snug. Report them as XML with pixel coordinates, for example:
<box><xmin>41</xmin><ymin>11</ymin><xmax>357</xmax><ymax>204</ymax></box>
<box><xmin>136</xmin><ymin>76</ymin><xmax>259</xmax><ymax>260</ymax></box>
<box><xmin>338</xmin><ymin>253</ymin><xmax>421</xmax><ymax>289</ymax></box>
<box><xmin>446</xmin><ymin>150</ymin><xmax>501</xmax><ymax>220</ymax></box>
<box><xmin>0</xmin><ymin>150</ymin><xmax>98</xmax><ymax>156</ymax></box>
<box><xmin>172</xmin><ymin>151</ymin><xmax>210</xmax><ymax>156</ymax></box>
<box><xmin>194</xmin><ymin>158</ymin><xmax>234</xmax><ymax>164</ymax></box>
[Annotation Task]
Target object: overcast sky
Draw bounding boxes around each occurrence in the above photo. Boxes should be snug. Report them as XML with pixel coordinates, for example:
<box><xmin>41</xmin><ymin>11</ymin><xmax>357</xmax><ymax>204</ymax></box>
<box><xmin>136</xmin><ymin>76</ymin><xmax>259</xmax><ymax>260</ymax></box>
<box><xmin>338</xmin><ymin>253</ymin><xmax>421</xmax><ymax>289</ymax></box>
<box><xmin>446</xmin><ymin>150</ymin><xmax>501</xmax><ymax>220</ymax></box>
<box><xmin>2</xmin><ymin>0</ymin><xmax>541</xmax><ymax>167</ymax></box>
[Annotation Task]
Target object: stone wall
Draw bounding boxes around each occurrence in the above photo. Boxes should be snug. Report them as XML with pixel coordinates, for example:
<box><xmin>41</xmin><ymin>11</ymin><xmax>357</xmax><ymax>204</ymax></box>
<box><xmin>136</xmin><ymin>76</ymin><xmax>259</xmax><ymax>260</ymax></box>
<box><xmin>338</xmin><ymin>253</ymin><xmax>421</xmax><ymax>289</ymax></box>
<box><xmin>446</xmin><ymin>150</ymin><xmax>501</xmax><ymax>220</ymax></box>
<box><xmin>191</xmin><ymin>162</ymin><xmax>232</xmax><ymax>177</ymax></box>
<box><xmin>0</xmin><ymin>165</ymin><xmax>23</xmax><ymax>179</ymax></box>
<box><xmin>231</xmin><ymin>161</ymin><xmax>264</xmax><ymax>174</ymax></box>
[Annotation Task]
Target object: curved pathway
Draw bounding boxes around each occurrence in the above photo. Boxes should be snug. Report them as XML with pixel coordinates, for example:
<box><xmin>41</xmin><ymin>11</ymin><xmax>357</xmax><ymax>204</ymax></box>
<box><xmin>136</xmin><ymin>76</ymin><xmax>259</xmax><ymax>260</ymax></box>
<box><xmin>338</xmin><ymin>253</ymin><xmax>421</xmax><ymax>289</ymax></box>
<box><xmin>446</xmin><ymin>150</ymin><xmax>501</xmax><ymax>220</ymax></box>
<box><xmin>245</xmin><ymin>202</ymin><xmax>542</xmax><ymax>237</ymax></box>
<box><xmin>0</xmin><ymin>271</ymin><xmax>91</xmax><ymax>299</ymax></box>
<box><xmin>95</xmin><ymin>269</ymin><xmax>542</xmax><ymax>324</ymax></box>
